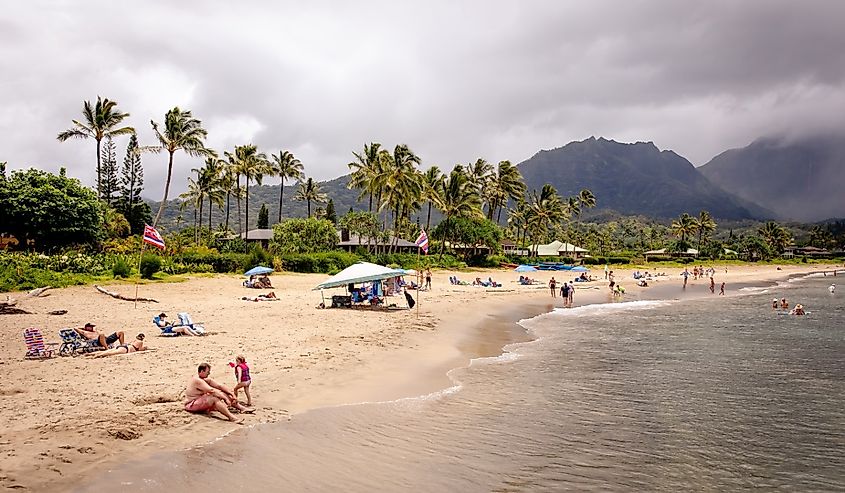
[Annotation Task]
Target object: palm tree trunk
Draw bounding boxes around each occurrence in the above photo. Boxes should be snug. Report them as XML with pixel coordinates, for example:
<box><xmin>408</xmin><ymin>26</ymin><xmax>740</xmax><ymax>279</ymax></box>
<box><xmin>96</xmin><ymin>138</ymin><xmax>102</xmax><ymax>200</ymax></box>
<box><xmin>307</xmin><ymin>199</ymin><xmax>311</xmax><ymax>218</ymax></box>
<box><xmin>496</xmin><ymin>204</ymin><xmax>503</xmax><ymax>225</ymax></box>
<box><xmin>278</xmin><ymin>178</ymin><xmax>285</xmax><ymax>223</ymax></box>
<box><xmin>236</xmin><ymin>176</ymin><xmax>242</xmax><ymax>236</ymax></box>
<box><xmin>225</xmin><ymin>192</ymin><xmax>230</xmax><ymax>231</ymax></box>
<box><xmin>426</xmin><ymin>202</ymin><xmax>432</xmax><ymax>232</ymax></box>
<box><xmin>153</xmin><ymin>151</ymin><xmax>175</xmax><ymax>227</ymax></box>
<box><xmin>208</xmin><ymin>197</ymin><xmax>213</xmax><ymax>230</ymax></box>
<box><xmin>245</xmin><ymin>180</ymin><xmax>250</xmax><ymax>241</ymax></box>
<box><xmin>198</xmin><ymin>200</ymin><xmax>204</xmax><ymax>244</ymax></box>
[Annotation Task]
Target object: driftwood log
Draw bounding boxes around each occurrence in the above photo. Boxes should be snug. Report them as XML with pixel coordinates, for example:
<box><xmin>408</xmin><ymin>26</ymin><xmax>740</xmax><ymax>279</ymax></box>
<box><xmin>0</xmin><ymin>302</ymin><xmax>31</xmax><ymax>315</ymax></box>
<box><xmin>94</xmin><ymin>285</ymin><xmax>159</xmax><ymax>303</ymax></box>
<box><xmin>27</xmin><ymin>286</ymin><xmax>52</xmax><ymax>297</ymax></box>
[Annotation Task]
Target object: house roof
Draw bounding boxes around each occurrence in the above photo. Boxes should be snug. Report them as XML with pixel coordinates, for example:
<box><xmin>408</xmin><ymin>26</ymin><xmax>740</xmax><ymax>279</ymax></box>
<box><xmin>240</xmin><ymin>229</ymin><xmax>274</xmax><ymax>240</ymax></box>
<box><xmin>557</xmin><ymin>242</ymin><xmax>588</xmax><ymax>253</ymax></box>
<box><xmin>338</xmin><ymin>233</ymin><xmax>417</xmax><ymax>247</ymax></box>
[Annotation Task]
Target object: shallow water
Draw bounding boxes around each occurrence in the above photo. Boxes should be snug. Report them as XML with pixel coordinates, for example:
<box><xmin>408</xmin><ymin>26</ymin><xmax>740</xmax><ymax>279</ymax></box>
<box><xmin>76</xmin><ymin>274</ymin><xmax>844</xmax><ymax>492</ymax></box>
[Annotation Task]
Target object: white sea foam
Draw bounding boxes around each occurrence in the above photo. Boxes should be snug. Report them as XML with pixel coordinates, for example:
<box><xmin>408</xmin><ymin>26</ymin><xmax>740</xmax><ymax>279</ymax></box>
<box><xmin>518</xmin><ymin>299</ymin><xmax>674</xmax><ymax>331</ymax></box>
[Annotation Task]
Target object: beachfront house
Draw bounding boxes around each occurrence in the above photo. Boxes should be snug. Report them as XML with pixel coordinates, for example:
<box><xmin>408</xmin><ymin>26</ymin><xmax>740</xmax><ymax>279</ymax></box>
<box><xmin>526</xmin><ymin>240</ymin><xmax>589</xmax><ymax>258</ymax></box>
<box><xmin>644</xmin><ymin>248</ymin><xmax>699</xmax><ymax>261</ymax></box>
<box><xmin>240</xmin><ymin>229</ymin><xmax>273</xmax><ymax>249</ymax></box>
<box><xmin>502</xmin><ymin>240</ymin><xmax>530</xmax><ymax>256</ymax></box>
<box><xmin>783</xmin><ymin>245</ymin><xmax>832</xmax><ymax>259</ymax></box>
<box><xmin>337</xmin><ymin>229</ymin><xmax>418</xmax><ymax>254</ymax></box>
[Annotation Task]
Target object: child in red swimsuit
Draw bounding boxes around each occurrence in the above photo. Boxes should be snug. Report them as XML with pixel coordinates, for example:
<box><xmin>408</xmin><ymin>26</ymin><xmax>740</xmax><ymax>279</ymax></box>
<box><xmin>231</xmin><ymin>355</ymin><xmax>252</xmax><ymax>406</ymax></box>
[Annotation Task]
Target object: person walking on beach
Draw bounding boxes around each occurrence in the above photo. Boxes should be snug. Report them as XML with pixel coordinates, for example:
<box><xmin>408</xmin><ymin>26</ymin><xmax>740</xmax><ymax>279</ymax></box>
<box><xmin>720</xmin><ymin>282</ymin><xmax>725</xmax><ymax>295</ymax></box>
<box><xmin>567</xmin><ymin>281</ymin><xmax>575</xmax><ymax>306</ymax></box>
<box><xmin>549</xmin><ymin>277</ymin><xmax>557</xmax><ymax>297</ymax></box>
<box><xmin>682</xmin><ymin>268</ymin><xmax>689</xmax><ymax>288</ymax></box>
<box><xmin>710</xmin><ymin>277</ymin><xmax>715</xmax><ymax>294</ymax></box>
<box><xmin>425</xmin><ymin>268</ymin><xmax>432</xmax><ymax>291</ymax></box>
<box><xmin>604</xmin><ymin>264</ymin><xmax>609</xmax><ymax>280</ymax></box>
<box><xmin>184</xmin><ymin>363</ymin><xmax>252</xmax><ymax>424</ymax></box>
<box><xmin>561</xmin><ymin>282</ymin><xmax>570</xmax><ymax>307</ymax></box>
<box><xmin>230</xmin><ymin>355</ymin><xmax>253</xmax><ymax>407</ymax></box>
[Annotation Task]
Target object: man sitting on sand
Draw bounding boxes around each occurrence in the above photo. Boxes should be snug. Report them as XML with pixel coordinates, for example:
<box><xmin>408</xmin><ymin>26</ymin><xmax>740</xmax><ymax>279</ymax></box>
<box><xmin>184</xmin><ymin>363</ymin><xmax>253</xmax><ymax>423</ymax></box>
<box><xmin>88</xmin><ymin>333</ymin><xmax>147</xmax><ymax>358</ymax></box>
<box><xmin>74</xmin><ymin>322</ymin><xmax>125</xmax><ymax>349</ymax></box>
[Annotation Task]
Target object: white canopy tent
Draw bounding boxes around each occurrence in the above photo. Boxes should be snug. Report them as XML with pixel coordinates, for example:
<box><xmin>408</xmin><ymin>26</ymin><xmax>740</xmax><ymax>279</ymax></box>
<box><xmin>313</xmin><ymin>262</ymin><xmax>407</xmax><ymax>290</ymax></box>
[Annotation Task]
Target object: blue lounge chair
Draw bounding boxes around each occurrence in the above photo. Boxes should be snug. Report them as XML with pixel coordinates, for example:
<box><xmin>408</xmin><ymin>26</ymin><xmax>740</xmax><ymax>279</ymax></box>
<box><xmin>58</xmin><ymin>329</ymin><xmax>100</xmax><ymax>356</ymax></box>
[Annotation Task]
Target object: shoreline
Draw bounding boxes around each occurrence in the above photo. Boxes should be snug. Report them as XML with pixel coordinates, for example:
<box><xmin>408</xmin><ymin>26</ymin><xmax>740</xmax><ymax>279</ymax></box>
<box><xmin>0</xmin><ymin>264</ymin><xmax>839</xmax><ymax>491</ymax></box>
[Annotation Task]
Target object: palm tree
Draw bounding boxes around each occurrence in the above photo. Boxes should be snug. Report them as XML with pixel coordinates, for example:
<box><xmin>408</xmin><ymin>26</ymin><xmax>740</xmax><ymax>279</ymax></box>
<box><xmin>196</xmin><ymin>156</ymin><xmax>226</xmax><ymax>230</ymax></box>
<box><xmin>271</xmin><ymin>150</ymin><xmax>304</xmax><ymax>223</ymax></box>
<box><xmin>378</xmin><ymin>144</ymin><xmax>422</xmax><ymax>251</ymax></box>
<box><xmin>229</xmin><ymin>145</ymin><xmax>270</xmax><ymax>239</ymax></box>
<box><xmin>487</xmin><ymin>160</ymin><xmax>526</xmax><ymax>224</ymax></box>
<box><xmin>57</xmin><ymin>96</ymin><xmax>134</xmax><ymax>200</ymax></box>
<box><xmin>433</xmin><ymin>166</ymin><xmax>483</xmax><ymax>259</ymax></box>
<box><xmin>670</xmin><ymin>212</ymin><xmax>697</xmax><ymax>247</ymax></box>
<box><xmin>347</xmin><ymin>143</ymin><xmax>383</xmax><ymax>212</ymax></box>
<box><xmin>421</xmin><ymin>166</ymin><xmax>444</xmax><ymax>232</ymax></box>
<box><xmin>179</xmin><ymin>178</ymin><xmax>204</xmax><ymax>243</ymax></box>
<box><xmin>577</xmin><ymin>188</ymin><xmax>597</xmax><ymax>212</ymax></box>
<box><xmin>294</xmin><ymin>177</ymin><xmax>328</xmax><ymax>217</ymax></box>
<box><xmin>143</xmin><ymin>107</ymin><xmax>211</xmax><ymax>227</ymax></box>
<box><xmin>525</xmin><ymin>184</ymin><xmax>565</xmax><ymax>255</ymax></box>
<box><xmin>758</xmin><ymin>221</ymin><xmax>791</xmax><ymax>254</ymax></box>
<box><xmin>693</xmin><ymin>210</ymin><xmax>717</xmax><ymax>251</ymax></box>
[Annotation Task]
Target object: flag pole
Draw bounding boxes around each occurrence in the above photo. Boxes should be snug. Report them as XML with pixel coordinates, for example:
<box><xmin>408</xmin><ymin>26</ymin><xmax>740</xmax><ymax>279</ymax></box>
<box><xmin>416</xmin><ymin>246</ymin><xmax>421</xmax><ymax>317</ymax></box>
<box><xmin>134</xmin><ymin>241</ymin><xmax>146</xmax><ymax>309</ymax></box>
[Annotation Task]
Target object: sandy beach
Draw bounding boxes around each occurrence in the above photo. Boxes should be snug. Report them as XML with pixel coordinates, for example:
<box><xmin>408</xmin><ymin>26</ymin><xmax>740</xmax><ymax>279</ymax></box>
<box><xmin>0</xmin><ymin>263</ymin><xmax>839</xmax><ymax>491</ymax></box>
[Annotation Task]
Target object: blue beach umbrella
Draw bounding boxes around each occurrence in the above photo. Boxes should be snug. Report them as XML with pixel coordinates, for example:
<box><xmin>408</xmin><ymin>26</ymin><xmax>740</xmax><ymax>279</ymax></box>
<box><xmin>244</xmin><ymin>266</ymin><xmax>274</xmax><ymax>276</ymax></box>
<box><xmin>515</xmin><ymin>264</ymin><xmax>538</xmax><ymax>272</ymax></box>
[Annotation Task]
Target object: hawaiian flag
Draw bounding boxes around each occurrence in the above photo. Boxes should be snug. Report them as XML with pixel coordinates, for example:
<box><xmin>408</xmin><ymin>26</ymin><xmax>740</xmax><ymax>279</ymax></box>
<box><xmin>143</xmin><ymin>224</ymin><xmax>166</xmax><ymax>250</ymax></box>
<box><xmin>415</xmin><ymin>229</ymin><xmax>429</xmax><ymax>254</ymax></box>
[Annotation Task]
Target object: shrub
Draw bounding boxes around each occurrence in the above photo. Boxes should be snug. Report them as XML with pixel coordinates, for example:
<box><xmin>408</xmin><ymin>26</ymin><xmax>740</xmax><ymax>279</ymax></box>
<box><xmin>140</xmin><ymin>254</ymin><xmax>162</xmax><ymax>279</ymax></box>
<box><xmin>279</xmin><ymin>251</ymin><xmax>359</xmax><ymax>273</ymax></box>
<box><xmin>246</xmin><ymin>246</ymin><xmax>273</xmax><ymax>271</ymax></box>
<box><xmin>112</xmin><ymin>257</ymin><xmax>132</xmax><ymax>278</ymax></box>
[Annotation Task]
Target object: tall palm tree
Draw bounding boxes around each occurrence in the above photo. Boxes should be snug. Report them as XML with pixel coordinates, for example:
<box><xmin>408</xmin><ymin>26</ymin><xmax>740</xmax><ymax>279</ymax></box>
<box><xmin>228</xmin><ymin>145</ymin><xmax>270</xmax><ymax>239</ymax></box>
<box><xmin>196</xmin><ymin>156</ymin><xmax>226</xmax><ymax>230</ymax></box>
<box><xmin>525</xmin><ymin>184</ymin><xmax>565</xmax><ymax>255</ymax></box>
<box><xmin>433</xmin><ymin>165</ymin><xmax>483</xmax><ymax>259</ymax></box>
<box><xmin>142</xmin><ymin>107</ymin><xmax>211</xmax><ymax>227</ymax></box>
<box><xmin>487</xmin><ymin>160</ymin><xmax>526</xmax><ymax>224</ymax></box>
<box><xmin>57</xmin><ymin>96</ymin><xmax>134</xmax><ymax>200</ymax></box>
<box><xmin>179</xmin><ymin>178</ymin><xmax>204</xmax><ymax>243</ymax></box>
<box><xmin>758</xmin><ymin>221</ymin><xmax>791</xmax><ymax>254</ymax></box>
<box><xmin>670</xmin><ymin>212</ymin><xmax>697</xmax><ymax>246</ymax></box>
<box><xmin>347</xmin><ymin>142</ymin><xmax>383</xmax><ymax>212</ymax></box>
<box><xmin>271</xmin><ymin>150</ymin><xmax>304</xmax><ymax>223</ymax></box>
<box><xmin>421</xmin><ymin>166</ymin><xmax>444</xmax><ymax>232</ymax></box>
<box><xmin>378</xmin><ymin>144</ymin><xmax>422</xmax><ymax>251</ymax></box>
<box><xmin>693</xmin><ymin>210</ymin><xmax>717</xmax><ymax>251</ymax></box>
<box><xmin>294</xmin><ymin>177</ymin><xmax>328</xmax><ymax>217</ymax></box>
<box><xmin>577</xmin><ymin>188</ymin><xmax>597</xmax><ymax>212</ymax></box>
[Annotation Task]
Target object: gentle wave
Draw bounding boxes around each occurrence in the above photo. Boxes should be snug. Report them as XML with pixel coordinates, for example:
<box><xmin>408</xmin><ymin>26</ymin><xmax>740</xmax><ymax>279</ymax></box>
<box><xmin>517</xmin><ymin>299</ymin><xmax>674</xmax><ymax>330</ymax></box>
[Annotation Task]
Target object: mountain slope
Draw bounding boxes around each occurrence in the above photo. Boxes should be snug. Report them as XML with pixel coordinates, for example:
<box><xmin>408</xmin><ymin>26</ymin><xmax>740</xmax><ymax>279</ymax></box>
<box><xmin>517</xmin><ymin>137</ymin><xmax>771</xmax><ymax>220</ymax></box>
<box><xmin>699</xmin><ymin>135</ymin><xmax>845</xmax><ymax>222</ymax></box>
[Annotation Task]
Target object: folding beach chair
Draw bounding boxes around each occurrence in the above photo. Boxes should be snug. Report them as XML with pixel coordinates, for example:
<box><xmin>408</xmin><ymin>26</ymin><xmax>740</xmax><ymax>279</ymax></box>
<box><xmin>24</xmin><ymin>328</ymin><xmax>58</xmax><ymax>359</ymax></box>
<box><xmin>152</xmin><ymin>316</ymin><xmax>180</xmax><ymax>337</ymax></box>
<box><xmin>58</xmin><ymin>328</ymin><xmax>100</xmax><ymax>356</ymax></box>
<box><xmin>177</xmin><ymin>312</ymin><xmax>205</xmax><ymax>335</ymax></box>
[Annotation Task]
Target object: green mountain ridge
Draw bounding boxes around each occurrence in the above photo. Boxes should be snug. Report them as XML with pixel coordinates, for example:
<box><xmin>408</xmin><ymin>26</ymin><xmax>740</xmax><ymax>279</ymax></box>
<box><xmin>698</xmin><ymin>134</ymin><xmax>845</xmax><ymax>222</ymax></box>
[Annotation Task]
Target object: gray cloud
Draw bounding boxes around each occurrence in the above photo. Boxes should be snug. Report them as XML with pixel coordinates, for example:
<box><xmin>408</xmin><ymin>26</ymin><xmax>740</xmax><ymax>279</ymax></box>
<box><xmin>2</xmin><ymin>0</ymin><xmax>844</xmax><ymax>199</ymax></box>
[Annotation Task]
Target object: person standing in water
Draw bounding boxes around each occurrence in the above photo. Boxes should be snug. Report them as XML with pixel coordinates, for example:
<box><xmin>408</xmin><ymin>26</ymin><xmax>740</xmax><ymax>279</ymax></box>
<box><xmin>720</xmin><ymin>282</ymin><xmax>725</xmax><ymax>295</ymax></box>
<box><xmin>549</xmin><ymin>277</ymin><xmax>557</xmax><ymax>298</ymax></box>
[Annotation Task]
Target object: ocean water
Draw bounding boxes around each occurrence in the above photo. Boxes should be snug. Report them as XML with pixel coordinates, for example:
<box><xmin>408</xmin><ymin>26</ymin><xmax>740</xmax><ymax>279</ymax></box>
<box><xmin>76</xmin><ymin>275</ymin><xmax>844</xmax><ymax>492</ymax></box>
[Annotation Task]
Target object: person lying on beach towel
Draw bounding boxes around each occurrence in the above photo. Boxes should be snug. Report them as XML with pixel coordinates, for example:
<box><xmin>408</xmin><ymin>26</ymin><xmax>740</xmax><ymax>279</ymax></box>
<box><xmin>88</xmin><ymin>333</ymin><xmax>147</xmax><ymax>358</ymax></box>
<box><xmin>242</xmin><ymin>292</ymin><xmax>279</xmax><ymax>302</ymax></box>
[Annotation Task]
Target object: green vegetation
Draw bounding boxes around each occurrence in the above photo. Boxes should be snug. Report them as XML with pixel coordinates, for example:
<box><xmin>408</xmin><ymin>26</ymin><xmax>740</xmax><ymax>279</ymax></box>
<box><xmin>140</xmin><ymin>254</ymin><xmax>162</xmax><ymax>279</ymax></box>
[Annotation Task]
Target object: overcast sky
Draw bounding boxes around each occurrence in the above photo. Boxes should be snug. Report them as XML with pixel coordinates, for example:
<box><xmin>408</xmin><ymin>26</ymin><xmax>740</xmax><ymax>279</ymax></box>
<box><xmin>2</xmin><ymin>0</ymin><xmax>844</xmax><ymax>199</ymax></box>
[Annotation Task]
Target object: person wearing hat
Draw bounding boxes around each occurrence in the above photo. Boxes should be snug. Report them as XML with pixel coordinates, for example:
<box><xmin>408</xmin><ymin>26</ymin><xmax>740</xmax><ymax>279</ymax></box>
<box><xmin>74</xmin><ymin>322</ymin><xmax>125</xmax><ymax>349</ymax></box>
<box><xmin>153</xmin><ymin>313</ymin><xmax>201</xmax><ymax>336</ymax></box>
<box><xmin>790</xmin><ymin>304</ymin><xmax>806</xmax><ymax>316</ymax></box>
